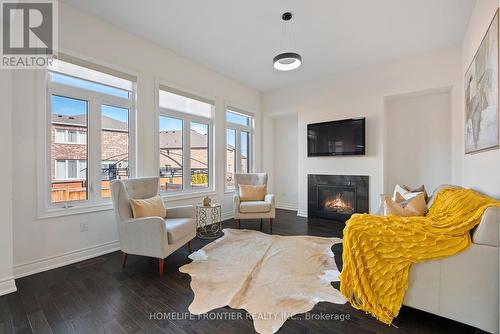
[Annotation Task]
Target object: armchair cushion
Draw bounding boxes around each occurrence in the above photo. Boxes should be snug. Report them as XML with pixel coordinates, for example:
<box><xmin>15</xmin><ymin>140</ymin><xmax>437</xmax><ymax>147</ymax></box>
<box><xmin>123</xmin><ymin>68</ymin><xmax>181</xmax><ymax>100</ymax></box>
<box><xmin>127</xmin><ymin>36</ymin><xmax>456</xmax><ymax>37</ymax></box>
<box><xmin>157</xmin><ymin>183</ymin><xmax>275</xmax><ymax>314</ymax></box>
<box><xmin>130</xmin><ymin>195</ymin><xmax>166</xmax><ymax>218</ymax></box>
<box><xmin>239</xmin><ymin>184</ymin><xmax>267</xmax><ymax>201</ymax></box>
<box><xmin>239</xmin><ymin>201</ymin><xmax>271</xmax><ymax>213</ymax></box>
<box><xmin>165</xmin><ymin>218</ymin><xmax>196</xmax><ymax>244</ymax></box>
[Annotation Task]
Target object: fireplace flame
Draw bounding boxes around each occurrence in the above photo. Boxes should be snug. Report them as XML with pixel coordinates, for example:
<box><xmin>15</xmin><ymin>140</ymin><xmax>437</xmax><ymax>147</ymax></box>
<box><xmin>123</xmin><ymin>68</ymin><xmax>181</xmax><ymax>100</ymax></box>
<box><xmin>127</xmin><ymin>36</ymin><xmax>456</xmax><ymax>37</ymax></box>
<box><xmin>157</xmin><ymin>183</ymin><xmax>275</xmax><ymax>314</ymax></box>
<box><xmin>324</xmin><ymin>194</ymin><xmax>353</xmax><ymax>213</ymax></box>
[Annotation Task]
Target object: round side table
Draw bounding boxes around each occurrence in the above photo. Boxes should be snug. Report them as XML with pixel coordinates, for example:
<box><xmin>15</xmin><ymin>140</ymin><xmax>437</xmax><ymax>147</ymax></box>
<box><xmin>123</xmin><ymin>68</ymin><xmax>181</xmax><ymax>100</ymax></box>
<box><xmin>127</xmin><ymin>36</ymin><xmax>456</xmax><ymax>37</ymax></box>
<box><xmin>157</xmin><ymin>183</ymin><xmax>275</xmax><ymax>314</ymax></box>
<box><xmin>196</xmin><ymin>203</ymin><xmax>222</xmax><ymax>239</ymax></box>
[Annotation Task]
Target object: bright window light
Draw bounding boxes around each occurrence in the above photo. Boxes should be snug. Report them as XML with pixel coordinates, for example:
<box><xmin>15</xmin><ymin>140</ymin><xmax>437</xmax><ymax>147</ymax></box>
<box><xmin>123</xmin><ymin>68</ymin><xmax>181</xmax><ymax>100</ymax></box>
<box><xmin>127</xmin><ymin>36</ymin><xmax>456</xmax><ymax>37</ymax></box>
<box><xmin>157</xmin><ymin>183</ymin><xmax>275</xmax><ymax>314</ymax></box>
<box><xmin>159</xmin><ymin>89</ymin><xmax>213</xmax><ymax>118</ymax></box>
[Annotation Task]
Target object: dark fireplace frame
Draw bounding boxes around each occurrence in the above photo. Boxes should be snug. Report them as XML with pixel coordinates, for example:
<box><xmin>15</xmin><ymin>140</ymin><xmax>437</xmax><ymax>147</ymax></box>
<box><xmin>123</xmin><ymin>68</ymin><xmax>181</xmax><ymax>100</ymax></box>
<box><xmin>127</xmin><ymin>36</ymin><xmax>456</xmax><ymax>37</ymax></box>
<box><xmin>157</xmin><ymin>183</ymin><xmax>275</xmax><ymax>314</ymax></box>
<box><xmin>308</xmin><ymin>174</ymin><xmax>369</xmax><ymax>222</ymax></box>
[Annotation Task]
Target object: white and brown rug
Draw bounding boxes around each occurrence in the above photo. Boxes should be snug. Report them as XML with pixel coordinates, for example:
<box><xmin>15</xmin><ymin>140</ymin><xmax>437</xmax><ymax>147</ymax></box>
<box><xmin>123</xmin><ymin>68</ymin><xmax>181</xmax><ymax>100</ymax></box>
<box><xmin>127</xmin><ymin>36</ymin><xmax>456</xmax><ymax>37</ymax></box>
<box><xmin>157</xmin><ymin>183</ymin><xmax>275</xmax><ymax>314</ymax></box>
<box><xmin>179</xmin><ymin>229</ymin><xmax>347</xmax><ymax>334</ymax></box>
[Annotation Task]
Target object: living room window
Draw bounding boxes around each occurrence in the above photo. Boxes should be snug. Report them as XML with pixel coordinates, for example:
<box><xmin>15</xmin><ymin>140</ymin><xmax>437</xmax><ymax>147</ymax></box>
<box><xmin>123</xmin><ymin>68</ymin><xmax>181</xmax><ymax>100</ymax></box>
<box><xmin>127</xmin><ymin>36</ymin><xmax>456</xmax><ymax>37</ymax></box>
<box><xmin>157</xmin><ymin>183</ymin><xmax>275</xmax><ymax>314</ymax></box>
<box><xmin>158</xmin><ymin>87</ymin><xmax>214</xmax><ymax>193</ymax></box>
<box><xmin>46</xmin><ymin>58</ymin><xmax>136</xmax><ymax>207</ymax></box>
<box><xmin>226</xmin><ymin>109</ymin><xmax>254</xmax><ymax>191</ymax></box>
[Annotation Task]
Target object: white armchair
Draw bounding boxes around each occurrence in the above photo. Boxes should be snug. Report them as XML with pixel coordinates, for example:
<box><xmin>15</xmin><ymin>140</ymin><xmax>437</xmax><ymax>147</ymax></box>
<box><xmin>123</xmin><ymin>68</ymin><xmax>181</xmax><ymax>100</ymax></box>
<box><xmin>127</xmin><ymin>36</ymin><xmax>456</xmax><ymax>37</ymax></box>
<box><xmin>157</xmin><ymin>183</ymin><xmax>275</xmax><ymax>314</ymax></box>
<box><xmin>233</xmin><ymin>173</ymin><xmax>276</xmax><ymax>233</ymax></box>
<box><xmin>110</xmin><ymin>177</ymin><xmax>196</xmax><ymax>275</ymax></box>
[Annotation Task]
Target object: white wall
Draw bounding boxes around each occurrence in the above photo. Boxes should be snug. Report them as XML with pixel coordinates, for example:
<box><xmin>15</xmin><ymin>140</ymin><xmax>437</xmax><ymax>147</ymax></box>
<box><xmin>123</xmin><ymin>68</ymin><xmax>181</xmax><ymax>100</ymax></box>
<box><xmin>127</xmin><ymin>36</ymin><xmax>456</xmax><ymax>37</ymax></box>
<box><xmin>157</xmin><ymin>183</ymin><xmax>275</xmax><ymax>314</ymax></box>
<box><xmin>273</xmin><ymin>115</ymin><xmax>298</xmax><ymax>210</ymax></box>
<box><xmin>263</xmin><ymin>46</ymin><xmax>462</xmax><ymax>216</ymax></box>
<box><xmin>385</xmin><ymin>90</ymin><xmax>452</xmax><ymax>193</ymax></box>
<box><xmin>0</xmin><ymin>70</ymin><xmax>16</xmax><ymax>295</ymax></box>
<box><xmin>11</xmin><ymin>3</ymin><xmax>262</xmax><ymax>278</ymax></box>
<box><xmin>262</xmin><ymin>115</ymin><xmax>275</xmax><ymax>194</ymax></box>
<box><xmin>461</xmin><ymin>0</ymin><xmax>500</xmax><ymax>199</ymax></box>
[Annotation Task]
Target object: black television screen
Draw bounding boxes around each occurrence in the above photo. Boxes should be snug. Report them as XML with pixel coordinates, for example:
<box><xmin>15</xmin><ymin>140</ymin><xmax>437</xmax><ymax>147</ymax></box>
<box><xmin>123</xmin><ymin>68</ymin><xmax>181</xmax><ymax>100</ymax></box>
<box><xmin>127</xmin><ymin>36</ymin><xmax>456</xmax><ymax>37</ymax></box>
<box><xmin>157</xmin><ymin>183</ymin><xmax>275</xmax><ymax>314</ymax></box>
<box><xmin>307</xmin><ymin>118</ymin><xmax>365</xmax><ymax>156</ymax></box>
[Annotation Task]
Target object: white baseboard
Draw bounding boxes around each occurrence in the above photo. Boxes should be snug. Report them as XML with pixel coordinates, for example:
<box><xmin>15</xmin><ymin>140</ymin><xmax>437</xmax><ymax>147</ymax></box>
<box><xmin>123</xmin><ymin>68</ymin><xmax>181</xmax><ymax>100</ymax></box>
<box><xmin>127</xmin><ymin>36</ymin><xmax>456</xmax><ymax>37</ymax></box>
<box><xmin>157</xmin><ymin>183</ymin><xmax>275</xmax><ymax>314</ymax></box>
<box><xmin>221</xmin><ymin>211</ymin><xmax>234</xmax><ymax>222</ymax></box>
<box><xmin>14</xmin><ymin>240</ymin><xmax>120</xmax><ymax>279</ymax></box>
<box><xmin>297</xmin><ymin>209</ymin><xmax>308</xmax><ymax>217</ymax></box>
<box><xmin>0</xmin><ymin>277</ymin><xmax>17</xmax><ymax>296</ymax></box>
<box><xmin>276</xmin><ymin>202</ymin><xmax>298</xmax><ymax>211</ymax></box>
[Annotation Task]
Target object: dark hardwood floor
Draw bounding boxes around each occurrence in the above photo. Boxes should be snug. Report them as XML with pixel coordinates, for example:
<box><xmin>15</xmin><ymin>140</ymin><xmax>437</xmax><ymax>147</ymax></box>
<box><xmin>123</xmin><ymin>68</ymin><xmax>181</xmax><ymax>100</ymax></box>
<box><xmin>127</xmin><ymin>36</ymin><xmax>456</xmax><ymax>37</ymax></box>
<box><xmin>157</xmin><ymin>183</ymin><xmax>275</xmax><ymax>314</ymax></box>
<box><xmin>0</xmin><ymin>209</ymin><xmax>479</xmax><ymax>334</ymax></box>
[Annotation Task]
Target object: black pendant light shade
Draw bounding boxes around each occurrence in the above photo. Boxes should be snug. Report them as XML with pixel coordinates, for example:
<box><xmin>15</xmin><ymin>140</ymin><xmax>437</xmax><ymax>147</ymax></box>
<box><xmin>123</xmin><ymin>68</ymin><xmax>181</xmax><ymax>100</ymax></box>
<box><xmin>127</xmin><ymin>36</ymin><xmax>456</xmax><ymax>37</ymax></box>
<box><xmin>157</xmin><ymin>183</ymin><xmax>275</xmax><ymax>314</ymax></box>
<box><xmin>273</xmin><ymin>52</ymin><xmax>302</xmax><ymax>71</ymax></box>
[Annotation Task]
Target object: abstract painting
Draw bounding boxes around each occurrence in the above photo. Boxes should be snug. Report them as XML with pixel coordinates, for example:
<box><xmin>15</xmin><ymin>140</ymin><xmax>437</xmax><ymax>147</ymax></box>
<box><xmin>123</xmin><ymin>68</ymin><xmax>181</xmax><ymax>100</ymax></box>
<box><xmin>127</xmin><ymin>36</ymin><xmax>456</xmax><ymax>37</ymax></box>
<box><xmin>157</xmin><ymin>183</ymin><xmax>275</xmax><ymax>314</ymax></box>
<box><xmin>465</xmin><ymin>11</ymin><xmax>499</xmax><ymax>154</ymax></box>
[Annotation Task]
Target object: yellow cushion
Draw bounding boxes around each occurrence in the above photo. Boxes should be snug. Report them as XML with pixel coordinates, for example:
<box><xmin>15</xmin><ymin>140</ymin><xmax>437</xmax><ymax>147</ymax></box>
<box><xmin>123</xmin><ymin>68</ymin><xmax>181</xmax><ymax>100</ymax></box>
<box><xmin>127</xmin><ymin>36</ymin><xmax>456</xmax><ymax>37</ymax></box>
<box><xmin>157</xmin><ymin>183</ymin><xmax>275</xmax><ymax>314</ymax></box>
<box><xmin>130</xmin><ymin>195</ymin><xmax>166</xmax><ymax>218</ymax></box>
<box><xmin>239</xmin><ymin>184</ymin><xmax>266</xmax><ymax>201</ymax></box>
<box><xmin>383</xmin><ymin>193</ymin><xmax>427</xmax><ymax>217</ymax></box>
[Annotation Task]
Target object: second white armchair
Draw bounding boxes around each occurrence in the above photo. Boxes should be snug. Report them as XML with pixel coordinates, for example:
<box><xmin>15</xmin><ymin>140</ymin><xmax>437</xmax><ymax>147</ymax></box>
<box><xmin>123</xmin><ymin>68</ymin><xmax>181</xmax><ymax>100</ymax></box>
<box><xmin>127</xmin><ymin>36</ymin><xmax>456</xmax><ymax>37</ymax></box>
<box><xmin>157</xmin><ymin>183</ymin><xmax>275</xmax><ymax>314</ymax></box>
<box><xmin>233</xmin><ymin>173</ymin><xmax>276</xmax><ymax>233</ymax></box>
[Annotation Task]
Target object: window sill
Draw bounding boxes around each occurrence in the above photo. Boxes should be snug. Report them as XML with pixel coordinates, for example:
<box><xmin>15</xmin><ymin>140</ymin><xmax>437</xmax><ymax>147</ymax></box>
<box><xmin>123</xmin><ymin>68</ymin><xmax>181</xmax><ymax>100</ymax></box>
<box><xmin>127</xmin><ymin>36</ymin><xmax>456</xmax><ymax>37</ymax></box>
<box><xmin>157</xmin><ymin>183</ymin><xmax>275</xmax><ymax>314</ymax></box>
<box><xmin>161</xmin><ymin>189</ymin><xmax>217</xmax><ymax>202</ymax></box>
<box><xmin>38</xmin><ymin>201</ymin><xmax>113</xmax><ymax>220</ymax></box>
<box><xmin>37</xmin><ymin>190</ymin><xmax>222</xmax><ymax>219</ymax></box>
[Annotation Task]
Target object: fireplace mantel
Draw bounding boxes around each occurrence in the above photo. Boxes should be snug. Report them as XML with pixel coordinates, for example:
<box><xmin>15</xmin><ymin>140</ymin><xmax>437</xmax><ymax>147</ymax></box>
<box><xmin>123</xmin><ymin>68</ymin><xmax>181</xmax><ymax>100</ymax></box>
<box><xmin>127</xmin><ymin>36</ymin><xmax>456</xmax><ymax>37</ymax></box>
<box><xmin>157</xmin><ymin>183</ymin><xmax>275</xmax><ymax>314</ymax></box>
<box><xmin>307</xmin><ymin>174</ymin><xmax>369</xmax><ymax>221</ymax></box>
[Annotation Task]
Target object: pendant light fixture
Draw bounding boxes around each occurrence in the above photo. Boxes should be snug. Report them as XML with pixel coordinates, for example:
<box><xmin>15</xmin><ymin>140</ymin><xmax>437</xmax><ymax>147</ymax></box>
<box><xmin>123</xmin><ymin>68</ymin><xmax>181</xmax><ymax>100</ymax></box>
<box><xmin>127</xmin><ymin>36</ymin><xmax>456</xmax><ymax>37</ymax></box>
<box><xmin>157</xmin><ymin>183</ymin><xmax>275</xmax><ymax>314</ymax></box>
<box><xmin>274</xmin><ymin>12</ymin><xmax>302</xmax><ymax>71</ymax></box>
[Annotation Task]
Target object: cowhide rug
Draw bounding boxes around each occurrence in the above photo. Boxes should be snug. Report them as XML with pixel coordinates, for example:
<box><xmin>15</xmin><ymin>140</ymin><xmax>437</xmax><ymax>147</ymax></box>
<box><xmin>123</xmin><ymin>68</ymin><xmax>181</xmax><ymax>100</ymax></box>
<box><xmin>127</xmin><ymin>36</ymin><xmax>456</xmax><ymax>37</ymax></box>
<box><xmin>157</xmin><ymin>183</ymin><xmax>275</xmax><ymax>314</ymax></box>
<box><xmin>179</xmin><ymin>229</ymin><xmax>347</xmax><ymax>334</ymax></box>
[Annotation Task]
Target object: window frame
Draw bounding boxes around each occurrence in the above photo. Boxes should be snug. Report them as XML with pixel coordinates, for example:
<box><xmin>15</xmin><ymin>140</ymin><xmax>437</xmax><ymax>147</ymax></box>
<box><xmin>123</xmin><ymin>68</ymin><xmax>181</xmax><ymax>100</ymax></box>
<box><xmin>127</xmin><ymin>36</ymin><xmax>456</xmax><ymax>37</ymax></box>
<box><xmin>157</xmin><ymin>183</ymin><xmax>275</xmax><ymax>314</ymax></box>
<box><xmin>225</xmin><ymin>107</ymin><xmax>254</xmax><ymax>192</ymax></box>
<box><xmin>156</xmin><ymin>84</ymin><xmax>215</xmax><ymax>197</ymax></box>
<box><xmin>37</xmin><ymin>55</ymin><xmax>137</xmax><ymax>216</ymax></box>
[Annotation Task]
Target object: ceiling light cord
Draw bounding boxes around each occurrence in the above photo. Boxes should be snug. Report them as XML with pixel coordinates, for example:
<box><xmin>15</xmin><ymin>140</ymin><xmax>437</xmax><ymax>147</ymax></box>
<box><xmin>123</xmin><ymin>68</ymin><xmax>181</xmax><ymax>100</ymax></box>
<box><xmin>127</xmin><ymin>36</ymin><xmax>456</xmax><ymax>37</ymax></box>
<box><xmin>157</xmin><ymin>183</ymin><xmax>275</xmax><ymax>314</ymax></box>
<box><xmin>290</xmin><ymin>19</ymin><xmax>297</xmax><ymax>51</ymax></box>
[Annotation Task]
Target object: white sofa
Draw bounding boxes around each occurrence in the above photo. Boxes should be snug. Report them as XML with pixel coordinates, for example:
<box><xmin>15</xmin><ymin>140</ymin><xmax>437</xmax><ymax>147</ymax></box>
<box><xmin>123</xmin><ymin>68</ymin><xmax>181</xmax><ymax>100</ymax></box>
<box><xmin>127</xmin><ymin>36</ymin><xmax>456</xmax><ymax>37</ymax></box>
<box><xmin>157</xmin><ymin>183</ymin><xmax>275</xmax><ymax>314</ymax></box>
<box><xmin>397</xmin><ymin>185</ymin><xmax>500</xmax><ymax>333</ymax></box>
<box><xmin>110</xmin><ymin>177</ymin><xmax>196</xmax><ymax>275</ymax></box>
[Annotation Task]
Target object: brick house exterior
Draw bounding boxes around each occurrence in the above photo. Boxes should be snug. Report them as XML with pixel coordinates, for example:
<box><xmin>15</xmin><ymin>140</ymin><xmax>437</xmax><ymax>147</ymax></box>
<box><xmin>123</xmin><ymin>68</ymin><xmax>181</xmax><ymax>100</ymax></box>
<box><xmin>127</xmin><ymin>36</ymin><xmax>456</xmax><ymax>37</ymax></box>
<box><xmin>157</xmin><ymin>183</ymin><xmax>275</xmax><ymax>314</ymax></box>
<box><xmin>51</xmin><ymin>114</ymin><xmax>129</xmax><ymax>202</ymax></box>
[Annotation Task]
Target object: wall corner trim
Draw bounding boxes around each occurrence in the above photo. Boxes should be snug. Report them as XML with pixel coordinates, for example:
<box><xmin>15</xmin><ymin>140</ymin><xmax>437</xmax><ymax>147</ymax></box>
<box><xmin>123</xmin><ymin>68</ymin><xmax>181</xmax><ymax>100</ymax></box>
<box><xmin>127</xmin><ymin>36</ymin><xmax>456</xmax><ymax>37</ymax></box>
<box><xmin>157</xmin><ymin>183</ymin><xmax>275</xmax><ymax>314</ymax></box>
<box><xmin>0</xmin><ymin>277</ymin><xmax>17</xmax><ymax>296</ymax></box>
<box><xmin>297</xmin><ymin>209</ymin><xmax>308</xmax><ymax>218</ymax></box>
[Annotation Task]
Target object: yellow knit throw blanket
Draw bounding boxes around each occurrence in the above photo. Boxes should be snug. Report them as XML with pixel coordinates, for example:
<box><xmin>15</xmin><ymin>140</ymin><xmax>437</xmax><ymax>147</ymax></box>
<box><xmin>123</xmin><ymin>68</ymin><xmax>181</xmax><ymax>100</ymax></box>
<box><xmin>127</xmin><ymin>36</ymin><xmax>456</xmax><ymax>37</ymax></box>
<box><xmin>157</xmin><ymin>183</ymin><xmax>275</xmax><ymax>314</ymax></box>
<box><xmin>339</xmin><ymin>188</ymin><xmax>500</xmax><ymax>325</ymax></box>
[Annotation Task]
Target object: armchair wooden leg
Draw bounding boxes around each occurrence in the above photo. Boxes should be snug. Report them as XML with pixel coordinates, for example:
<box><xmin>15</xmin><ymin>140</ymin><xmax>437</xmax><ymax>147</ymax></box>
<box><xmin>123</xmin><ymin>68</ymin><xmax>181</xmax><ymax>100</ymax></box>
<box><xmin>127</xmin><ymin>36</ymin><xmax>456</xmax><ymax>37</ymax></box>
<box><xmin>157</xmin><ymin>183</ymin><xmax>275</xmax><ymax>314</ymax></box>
<box><xmin>270</xmin><ymin>218</ymin><xmax>273</xmax><ymax>234</ymax></box>
<box><xmin>260</xmin><ymin>219</ymin><xmax>263</xmax><ymax>231</ymax></box>
<box><xmin>187</xmin><ymin>240</ymin><xmax>192</xmax><ymax>254</ymax></box>
<box><xmin>121</xmin><ymin>252</ymin><xmax>128</xmax><ymax>268</ymax></box>
<box><xmin>159</xmin><ymin>258</ymin><xmax>164</xmax><ymax>276</ymax></box>
<box><xmin>235</xmin><ymin>219</ymin><xmax>241</xmax><ymax>229</ymax></box>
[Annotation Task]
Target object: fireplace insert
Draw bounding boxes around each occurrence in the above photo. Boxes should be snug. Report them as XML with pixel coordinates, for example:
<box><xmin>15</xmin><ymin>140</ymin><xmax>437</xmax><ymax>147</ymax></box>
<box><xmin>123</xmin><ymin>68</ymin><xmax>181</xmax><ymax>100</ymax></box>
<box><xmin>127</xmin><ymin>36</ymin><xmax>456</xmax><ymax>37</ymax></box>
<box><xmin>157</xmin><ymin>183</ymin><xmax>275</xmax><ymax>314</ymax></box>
<box><xmin>318</xmin><ymin>185</ymin><xmax>356</xmax><ymax>215</ymax></box>
<box><xmin>308</xmin><ymin>175</ymin><xmax>369</xmax><ymax>222</ymax></box>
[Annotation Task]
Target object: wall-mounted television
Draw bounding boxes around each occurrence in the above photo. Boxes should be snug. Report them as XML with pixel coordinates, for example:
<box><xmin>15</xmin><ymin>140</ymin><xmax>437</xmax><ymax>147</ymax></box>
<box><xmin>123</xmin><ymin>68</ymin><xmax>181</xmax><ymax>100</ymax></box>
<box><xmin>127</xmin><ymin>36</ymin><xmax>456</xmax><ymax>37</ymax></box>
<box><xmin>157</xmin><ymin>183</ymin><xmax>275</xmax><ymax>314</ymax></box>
<box><xmin>307</xmin><ymin>118</ymin><xmax>366</xmax><ymax>157</ymax></box>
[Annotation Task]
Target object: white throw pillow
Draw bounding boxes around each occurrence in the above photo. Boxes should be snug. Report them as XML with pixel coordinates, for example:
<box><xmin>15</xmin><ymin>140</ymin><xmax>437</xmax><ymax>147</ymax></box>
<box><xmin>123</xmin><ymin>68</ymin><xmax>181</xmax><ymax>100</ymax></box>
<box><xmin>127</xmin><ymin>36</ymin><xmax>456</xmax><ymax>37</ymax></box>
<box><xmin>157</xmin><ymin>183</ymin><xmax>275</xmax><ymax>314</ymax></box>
<box><xmin>392</xmin><ymin>184</ymin><xmax>422</xmax><ymax>201</ymax></box>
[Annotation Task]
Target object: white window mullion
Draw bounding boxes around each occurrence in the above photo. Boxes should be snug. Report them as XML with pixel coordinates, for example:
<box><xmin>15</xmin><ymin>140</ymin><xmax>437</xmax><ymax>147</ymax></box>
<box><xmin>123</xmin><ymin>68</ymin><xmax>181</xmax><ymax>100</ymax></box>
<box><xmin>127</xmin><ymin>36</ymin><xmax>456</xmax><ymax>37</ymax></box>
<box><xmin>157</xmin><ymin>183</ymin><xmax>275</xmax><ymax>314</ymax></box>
<box><xmin>250</xmin><ymin>128</ymin><xmax>254</xmax><ymax>172</ymax></box>
<box><xmin>128</xmin><ymin>90</ymin><xmax>137</xmax><ymax>178</ymax></box>
<box><xmin>88</xmin><ymin>97</ymin><xmax>101</xmax><ymax>202</ymax></box>
<box><xmin>235</xmin><ymin>129</ymin><xmax>241</xmax><ymax>174</ymax></box>
<box><xmin>183</xmin><ymin>120</ymin><xmax>191</xmax><ymax>190</ymax></box>
<box><xmin>208</xmin><ymin>123</ymin><xmax>214</xmax><ymax>190</ymax></box>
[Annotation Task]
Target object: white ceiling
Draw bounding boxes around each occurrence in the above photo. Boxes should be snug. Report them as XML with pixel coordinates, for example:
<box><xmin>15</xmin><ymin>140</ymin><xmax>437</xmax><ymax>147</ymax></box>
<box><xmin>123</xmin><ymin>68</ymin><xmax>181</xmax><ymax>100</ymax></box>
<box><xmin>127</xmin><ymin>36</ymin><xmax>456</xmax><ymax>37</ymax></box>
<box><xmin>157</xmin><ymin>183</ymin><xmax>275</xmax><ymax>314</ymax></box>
<box><xmin>62</xmin><ymin>0</ymin><xmax>476</xmax><ymax>92</ymax></box>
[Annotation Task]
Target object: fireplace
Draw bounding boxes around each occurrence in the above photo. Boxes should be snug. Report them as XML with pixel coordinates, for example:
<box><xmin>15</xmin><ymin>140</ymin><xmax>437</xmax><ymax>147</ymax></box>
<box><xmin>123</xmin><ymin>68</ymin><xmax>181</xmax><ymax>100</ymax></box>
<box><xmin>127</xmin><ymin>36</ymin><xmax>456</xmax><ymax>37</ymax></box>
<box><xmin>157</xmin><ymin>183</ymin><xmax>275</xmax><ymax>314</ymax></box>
<box><xmin>308</xmin><ymin>175</ymin><xmax>369</xmax><ymax>221</ymax></box>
